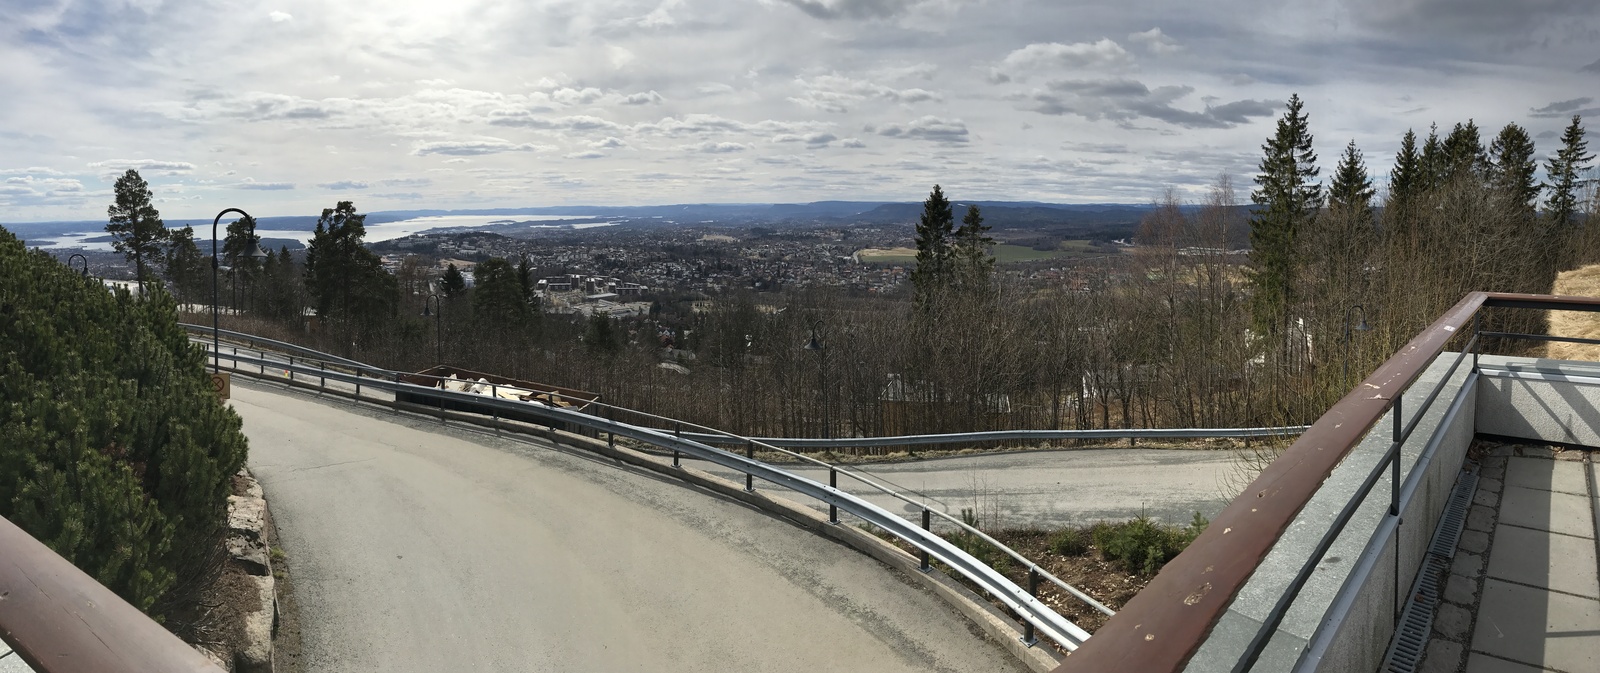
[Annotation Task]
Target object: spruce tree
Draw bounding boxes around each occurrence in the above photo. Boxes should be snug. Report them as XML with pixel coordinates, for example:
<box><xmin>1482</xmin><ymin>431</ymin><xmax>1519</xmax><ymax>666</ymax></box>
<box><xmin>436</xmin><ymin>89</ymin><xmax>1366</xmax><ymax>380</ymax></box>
<box><xmin>1387</xmin><ymin>130</ymin><xmax>1422</xmax><ymax>240</ymax></box>
<box><xmin>472</xmin><ymin>257</ymin><xmax>532</xmax><ymax>328</ymax></box>
<box><xmin>952</xmin><ymin>204</ymin><xmax>995</xmax><ymax>289</ymax></box>
<box><xmin>1330</xmin><ymin>140</ymin><xmax>1377</xmax><ymax>213</ymax></box>
<box><xmin>910</xmin><ymin>184</ymin><xmax>955</xmax><ymax>306</ymax></box>
<box><xmin>222</xmin><ymin>215</ymin><xmax>263</xmax><ymax>271</ymax></box>
<box><xmin>1488</xmin><ymin>122</ymin><xmax>1541</xmax><ymax>220</ymax></box>
<box><xmin>303</xmin><ymin>201</ymin><xmax>397</xmax><ymax>345</ymax></box>
<box><xmin>106</xmin><ymin>169</ymin><xmax>169</xmax><ymax>287</ymax></box>
<box><xmin>441</xmin><ymin>263</ymin><xmax>467</xmax><ymax>298</ymax></box>
<box><xmin>1248</xmin><ymin>93</ymin><xmax>1322</xmax><ymax>335</ymax></box>
<box><xmin>1419</xmin><ymin>124</ymin><xmax>1445</xmax><ymax>190</ymax></box>
<box><xmin>1544</xmin><ymin>115</ymin><xmax>1594</xmax><ymax>228</ymax></box>
<box><xmin>1442</xmin><ymin>120</ymin><xmax>1488</xmax><ymax>180</ymax></box>
<box><xmin>162</xmin><ymin>225</ymin><xmax>208</xmax><ymax>303</ymax></box>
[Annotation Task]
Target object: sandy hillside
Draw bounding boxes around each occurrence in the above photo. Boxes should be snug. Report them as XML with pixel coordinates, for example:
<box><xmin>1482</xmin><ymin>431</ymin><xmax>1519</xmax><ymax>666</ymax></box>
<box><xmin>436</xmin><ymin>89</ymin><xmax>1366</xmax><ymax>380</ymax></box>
<box><xmin>1548</xmin><ymin>264</ymin><xmax>1600</xmax><ymax>361</ymax></box>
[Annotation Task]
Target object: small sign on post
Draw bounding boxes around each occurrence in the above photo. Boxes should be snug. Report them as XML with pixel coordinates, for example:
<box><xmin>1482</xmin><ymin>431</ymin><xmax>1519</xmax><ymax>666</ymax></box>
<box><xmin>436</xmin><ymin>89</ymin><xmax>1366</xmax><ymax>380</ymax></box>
<box><xmin>210</xmin><ymin>372</ymin><xmax>231</xmax><ymax>400</ymax></box>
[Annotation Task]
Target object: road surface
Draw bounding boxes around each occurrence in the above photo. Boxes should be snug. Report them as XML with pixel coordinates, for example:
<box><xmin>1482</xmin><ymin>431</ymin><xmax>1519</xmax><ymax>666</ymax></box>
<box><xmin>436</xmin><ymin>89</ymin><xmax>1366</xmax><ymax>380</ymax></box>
<box><xmin>229</xmin><ymin>380</ymin><xmax>1027</xmax><ymax>673</ymax></box>
<box><xmin>689</xmin><ymin>448</ymin><xmax>1242</xmax><ymax>531</ymax></box>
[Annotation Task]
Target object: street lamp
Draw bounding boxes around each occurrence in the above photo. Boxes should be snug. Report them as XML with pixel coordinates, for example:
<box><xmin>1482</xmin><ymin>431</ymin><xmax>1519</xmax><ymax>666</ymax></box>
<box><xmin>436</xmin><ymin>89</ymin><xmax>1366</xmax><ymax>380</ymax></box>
<box><xmin>212</xmin><ymin>207</ymin><xmax>252</xmax><ymax>373</ymax></box>
<box><xmin>422</xmin><ymin>294</ymin><xmax>442</xmax><ymax>364</ymax></box>
<box><xmin>805</xmin><ymin>320</ymin><xmax>829</xmax><ymax>439</ymax></box>
<box><xmin>240</xmin><ymin>242</ymin><xmax>268</xmax><ymax>314</ymax></box>
<box><xmin>1342</xmin><ymin>304</ymin><xmax>1373</xmax><ymax>392</ymax></box>
<box><xmin>66</xmin><ymin>253</ymin><xmax>88</xmax><ymax>278</ymax></box>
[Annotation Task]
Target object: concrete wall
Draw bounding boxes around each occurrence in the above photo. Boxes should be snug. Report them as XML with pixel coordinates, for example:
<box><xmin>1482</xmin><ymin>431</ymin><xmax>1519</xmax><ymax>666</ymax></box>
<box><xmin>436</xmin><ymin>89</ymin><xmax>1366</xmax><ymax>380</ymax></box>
<box><xmin>1476</xmin><ymin>354</ymin><xmax>1600</xmax><ymax>447</ymax></box>
<box><xmin>1183</xmin><ymin>354</ymin><xmax>1478</xmax><ymax>673</ymax></box>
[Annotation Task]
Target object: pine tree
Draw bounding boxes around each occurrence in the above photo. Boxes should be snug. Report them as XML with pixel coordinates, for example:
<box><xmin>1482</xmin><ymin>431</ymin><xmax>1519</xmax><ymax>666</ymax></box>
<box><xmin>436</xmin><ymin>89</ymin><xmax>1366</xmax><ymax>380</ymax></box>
<box><xmin>1330</xmin><ymin>140</ymin><xmax>1376</xmax><ymax>214</ymax></box>
<box><xmin>106</xmin><ymin>169</ymin><xmax>169</xmax><ymax>287</ymax></box>
<box><xmin>472</xmin><ymin>257</ymin><xmax>532</xmax><ymax>328</ymax></box>
<box><xmin>1488</xmin><ymin>122</ymin><xmax>1541</xmax><ymax>220</ymax></box>
<box><xmin>910</xmin><ymin>184</ymin><xmax>955</xmax><ymax>306</ymax></box>
<box><xmin>1544</xmin><ymin>116</ymin><xmax>1594</xmax><ymax>229</ymax></box>
<box><xmin>1248</xmin><ymin>93</ymin><xmax>1322</xmax><ymax>335</ymax></box>
<box><xmin>222</xmin><ymin>215</ymin><xmax>263</xmax><ymax>271</ymax></box>
<box><xmin>583</xmin><ymin>312</ymin><xmax>621</xmax><ymax>355</ymax></box>
<box><xmin>952</xmin><ymin>204</ymin><xmax>995</xmax><ymax>290</ymax></box>
<box><xmin>515</xmin><ymin>254</ymin><xmax>536</xmax><ymax>306</ymax></box>
<box><xmin>303</xmin><ymin>201</ymin><xmax>397</xmax><ymax>341</ymax></box>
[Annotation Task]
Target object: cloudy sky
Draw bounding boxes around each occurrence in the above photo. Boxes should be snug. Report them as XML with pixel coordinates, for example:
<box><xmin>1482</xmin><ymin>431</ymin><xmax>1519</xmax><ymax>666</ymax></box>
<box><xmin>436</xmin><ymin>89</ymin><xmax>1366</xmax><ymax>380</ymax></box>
<box><xmin>2</xmin><ymin>0</ymin><xmax>1597</xmax><ymax>222</ymax></box>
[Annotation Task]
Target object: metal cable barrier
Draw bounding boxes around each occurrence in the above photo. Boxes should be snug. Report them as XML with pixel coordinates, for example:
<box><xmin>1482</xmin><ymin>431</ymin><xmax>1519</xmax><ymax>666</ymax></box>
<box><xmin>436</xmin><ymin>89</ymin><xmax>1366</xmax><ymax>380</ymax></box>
<box><xmin>194</xmin><ymin>333</ymin><xmax>1107</xmax><ymax>649</ymax></box>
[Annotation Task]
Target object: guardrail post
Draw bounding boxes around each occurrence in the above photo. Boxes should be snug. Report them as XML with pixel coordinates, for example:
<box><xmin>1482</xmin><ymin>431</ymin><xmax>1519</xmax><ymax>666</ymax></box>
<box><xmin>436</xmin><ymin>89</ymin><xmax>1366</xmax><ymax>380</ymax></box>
<box><xmin>288</xmin><ymin>355</ymin><xmax>295</xmax><ymax>382</ymax></box>
<box><xmin>673</xmin><ymin>423</ymin><xmax>682</xmax><ymax>467</ymax></box>
<box><xmin>1023</xmin><ymin>568</ymin><xmax>1039</xmax><ymax>646</ymax></box>
<box><xmin>491</xmin><ymin>384</ymin><xmax>499</xmax><ymax>425</ymax></box>
<box><xmin>354</xmin><ymin>367</ymin><xmax>362</xmax><ymax>397</ymax></box>
<box><xmin>394</xmin><ymin>372</ymin><xmax>402</xmax><ymax>414</ymax></box>
<box><xmin>1391</xmin><ymin>394</ymin><xmax>1403</xmax><ymax>619</ymax></box>
<box><xmin>320</xmin><ymin>361</ymin><xmax>326</xmax><ymax>388</ymax></box>
<box><xmin>919</xmin><ymin>508</ymin><xmax>931</xmax><ymax>572</ymax></box>
<box><xmin>829</xmin><ymin>468</ymin><xmax>838</xmax><ymax>524</ymax></box>
<box><xmin>745</xmin><ymin>440</ymin><xmax>755</xmax><ymax>492</ymax></box>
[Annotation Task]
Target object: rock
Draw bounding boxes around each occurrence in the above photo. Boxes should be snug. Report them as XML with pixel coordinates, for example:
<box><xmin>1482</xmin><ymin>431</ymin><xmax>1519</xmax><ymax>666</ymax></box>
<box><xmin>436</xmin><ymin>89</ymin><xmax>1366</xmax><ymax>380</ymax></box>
<box><xmin>1443</xmin><ymin>573</ymin><xmax>1477</xmax><ymax>605</ymax></box>
<box><xmin>228</xmin><ymin>535</ymin><xmax>271</xmax><ymax>576</ymax></box>
<box><xmin>1472</xmin><ymin>488</ymin><xmax>1498</xmax><ymax>508</ymax></box>
<box><xmin>235</xmin><ymin>574</ymin><xmax>275</xmax><ymax>673</ymax></box>
<box><xmin>1452</xmin><ymin>552</ymin><xmax>1483</xmax><ymax>580</ymax></box>
<box><xmin>228</xmin><ymin>495</ymin><xmax>266</xmax><ymax>541</ymax></box>
<box><xmin>1459</xmin><ymin>529</ymin><xmax>1489</xmax><ymax>554</ymax></box>
<box><xmin>1465</xmin><ymin>505</ymin><xmax>1495</xmax><ymax>532</ymax></box>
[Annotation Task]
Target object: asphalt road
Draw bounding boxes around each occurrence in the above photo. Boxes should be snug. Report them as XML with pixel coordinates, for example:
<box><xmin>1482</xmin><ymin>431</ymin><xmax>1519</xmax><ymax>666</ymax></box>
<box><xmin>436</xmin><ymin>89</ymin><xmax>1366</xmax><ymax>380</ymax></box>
<box><xmin>689</xmin><ymin>448</ymin><xmax>1243</xmax><ymax>531</ymax></box>
<box><xmin>229</xmin><ymin>380</ymin><xmax>1027</xmax><ymax>673</ymax></box>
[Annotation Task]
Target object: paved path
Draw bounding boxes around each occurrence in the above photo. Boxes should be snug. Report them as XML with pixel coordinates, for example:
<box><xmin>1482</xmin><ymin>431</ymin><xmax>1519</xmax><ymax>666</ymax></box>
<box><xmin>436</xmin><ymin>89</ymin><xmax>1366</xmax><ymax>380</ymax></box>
<box><xmin>229</xmin><ymin>380</ymin><xmax>1026</xmax><ymax>673</ymax></box>
<box><xmin>1422</xmin><ymin>450</ymin><xmax>1600</xmax><ymax>672</ymax></box>
<box><xmin>688</xmin><ymin>447</ymin><xmax>1241</xmax><ymax>530</ymax></box>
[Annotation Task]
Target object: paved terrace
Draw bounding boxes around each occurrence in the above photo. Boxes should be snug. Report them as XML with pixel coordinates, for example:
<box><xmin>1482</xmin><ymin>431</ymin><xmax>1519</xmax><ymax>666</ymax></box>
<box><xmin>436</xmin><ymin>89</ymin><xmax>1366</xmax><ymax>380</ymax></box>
<box><xmin>1423</xmin><ymin>442</ymin><xmax>1600</xmax><ymax>673</ymax></box>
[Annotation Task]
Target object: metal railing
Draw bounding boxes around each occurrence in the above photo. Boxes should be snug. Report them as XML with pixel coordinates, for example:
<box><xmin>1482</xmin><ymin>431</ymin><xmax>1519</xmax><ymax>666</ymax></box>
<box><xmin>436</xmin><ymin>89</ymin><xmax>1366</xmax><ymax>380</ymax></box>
<box><xmin>192</xmin><ymin>332</ymin><xmax>1106</xmax><ymax>650</ymax></box>
<box><xmin>681</xmin><ymin>426</ymin><xmax>1309</xmax><ymax>449</ymax></box>
<box><xmin>1058</xmin><ymin>292</ymin><xmax>1600</xmax><ymax>673</ymax></box>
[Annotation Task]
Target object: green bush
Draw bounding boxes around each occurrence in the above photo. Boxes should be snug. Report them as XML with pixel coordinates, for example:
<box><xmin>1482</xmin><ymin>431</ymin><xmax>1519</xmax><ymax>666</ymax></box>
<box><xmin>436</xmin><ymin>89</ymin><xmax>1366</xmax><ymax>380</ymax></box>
<box><xmin>1048</xmin><ymin>528</ymin><xmax>1089</xmax><ymax>557</ymax></box>
<box><xmin>0</xmin><ymin>227</ymin><xmax>248</xmax><ymax>619</ymax></box>
<box><xmin>1093</xmin><ymin>512</ymin><xmax>1209</xmax><ymax>576</ymax></box>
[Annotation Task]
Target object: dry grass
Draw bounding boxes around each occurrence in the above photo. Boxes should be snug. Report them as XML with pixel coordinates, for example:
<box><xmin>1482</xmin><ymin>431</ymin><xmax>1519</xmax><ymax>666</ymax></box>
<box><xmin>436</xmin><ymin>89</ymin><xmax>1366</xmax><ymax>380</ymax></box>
<box><xmin>1548</xmin><ymin>264</ymin><xmax>1600</xmax><ymax>361</ymax></box>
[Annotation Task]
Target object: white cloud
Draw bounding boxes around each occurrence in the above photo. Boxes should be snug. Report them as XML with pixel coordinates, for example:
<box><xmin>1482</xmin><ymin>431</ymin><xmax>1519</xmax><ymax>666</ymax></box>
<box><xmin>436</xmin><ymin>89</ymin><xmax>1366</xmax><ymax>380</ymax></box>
<box><xmin>89</xmin><ymin>159</ymin><xmax>196</xmax><ymax>172</ymax></box>
<box><xmin>992</xmin><ymin>39</ymin><xmax>1132</xmax><ymax>82</ymax></box>
<box><xmin>318</xmin><ymin>180</ymin><xmax>369</xmax><ymax>189</ymax></box>
<box><xmin>566</xmin><ymin>150</ymin><xmax>606</xmax><ymax>159</ymax></box>
<box><xmin>412</xmin><ymin>139</ymin><xmax>545</xmax><ymax>156</ymax></box>
<box><xmin>1127</xmin><ymin>28</ymin><xmax>1183</xmax><ymax>55</ymax></box>
<box><xmin>269</xmin><ymin>11</ymin><xmax>293</xmax><ymax>22</ymax></box>
<box><xmin>874</xmin><ymin>115</ymin><xmax>968</xmax><ymax>143</ymax></box>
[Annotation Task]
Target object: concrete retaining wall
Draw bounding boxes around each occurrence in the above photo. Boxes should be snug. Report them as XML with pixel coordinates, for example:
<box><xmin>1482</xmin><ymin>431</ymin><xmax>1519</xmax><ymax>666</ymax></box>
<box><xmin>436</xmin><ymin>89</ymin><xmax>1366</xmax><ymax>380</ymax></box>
<box><xmin>1476</xmin><ymin>354</ymin><xmax>1600</xmax><ymax>447</ymax></box>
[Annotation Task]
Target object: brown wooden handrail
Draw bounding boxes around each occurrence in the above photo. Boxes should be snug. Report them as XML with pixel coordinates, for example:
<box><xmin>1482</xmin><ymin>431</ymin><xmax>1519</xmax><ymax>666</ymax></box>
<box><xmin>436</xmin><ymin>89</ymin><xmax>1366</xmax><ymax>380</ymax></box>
<box><xmin>0</xmin><ymin>514</ymin><xmax>222</xmax><ymax>673</ymax></box>
<box><xmin>1056</xmin><ymin>292</ymin><xmax>1600</xmax><ymax>672</ymax></box>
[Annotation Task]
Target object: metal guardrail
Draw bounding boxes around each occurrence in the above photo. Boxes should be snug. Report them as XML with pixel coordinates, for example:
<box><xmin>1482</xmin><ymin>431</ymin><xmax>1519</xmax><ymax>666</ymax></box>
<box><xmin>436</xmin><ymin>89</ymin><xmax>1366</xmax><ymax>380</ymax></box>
<box><xmin>1057</xmin><ymin>292</ymin><xmax>1600</xmax><ymax>673</ymax></box>
<box><xmin>681</xmin><ymin>426</ymin><xmax>1309</xmax><ymax>449</ymax></box>
<box><xmin>195</xmin><ymin>337</ymin><xmax>1102</xmax><ymax>649</ymax></box>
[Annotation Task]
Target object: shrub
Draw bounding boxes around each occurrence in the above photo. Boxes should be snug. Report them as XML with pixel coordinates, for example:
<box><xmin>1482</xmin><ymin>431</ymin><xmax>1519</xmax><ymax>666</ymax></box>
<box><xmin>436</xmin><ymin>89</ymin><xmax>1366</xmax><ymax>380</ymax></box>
<box><xmin>1093</xmin><ymin>512</ymin><xmax>1208</xmax><ymax>576</ymax></box>
<box><xmin>1048</xmin><ymin>528</ymin><xmax>1090</xmax><ymax>557</ymax></box>
<box><xmin>0</xmin><ymin>227</ymin><xmax>248</xmax><ymax>619</ymax></box>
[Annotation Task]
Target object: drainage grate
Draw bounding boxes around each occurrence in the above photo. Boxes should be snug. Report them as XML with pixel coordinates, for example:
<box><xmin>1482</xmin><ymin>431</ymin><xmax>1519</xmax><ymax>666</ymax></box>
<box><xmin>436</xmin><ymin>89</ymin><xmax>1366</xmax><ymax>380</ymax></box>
<box><xmin>1380</xmin><ymin>465</ymin><xmax>1480</xmax><ymax>673</ymax></box>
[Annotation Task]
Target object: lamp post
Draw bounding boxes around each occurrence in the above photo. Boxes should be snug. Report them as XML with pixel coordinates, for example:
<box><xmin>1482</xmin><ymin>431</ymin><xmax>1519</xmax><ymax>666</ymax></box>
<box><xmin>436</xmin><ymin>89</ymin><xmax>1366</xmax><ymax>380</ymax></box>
<box><xmin>805</xmin><ymin>320</ymin><xmax>829</xmax><ymax>439</ymax></box>
<box><xmin>422</xmin><ymin>294</ymin><xmax>442</xmax><ymax>364</ymax></box>
<box><xmin>241</xmin><ymin>242</ymin><xmax>268</xmax><ymax>314</ymax></box>
<box><xmin>212</xmin><ymin>208</ymin><xmax>252</xmax><ymax>373</ymax></box>
<box><xmin>66</xmin><ymin>253</ymin><xmax>88</xmax><ymax>278</ymax></box>
<box><xmin>1342</xmin><ymin>304</ymin><xmax>1373</xmax><ymax>392</ymax></box>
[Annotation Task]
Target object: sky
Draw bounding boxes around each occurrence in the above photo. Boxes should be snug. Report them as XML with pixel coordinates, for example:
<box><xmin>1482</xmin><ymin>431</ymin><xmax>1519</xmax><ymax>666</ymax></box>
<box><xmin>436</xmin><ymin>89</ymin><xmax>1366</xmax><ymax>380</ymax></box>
<box><xmin>2</xmin><ymin>0</ymin><xmax>1598</xmax><ymax>222</ymax></box>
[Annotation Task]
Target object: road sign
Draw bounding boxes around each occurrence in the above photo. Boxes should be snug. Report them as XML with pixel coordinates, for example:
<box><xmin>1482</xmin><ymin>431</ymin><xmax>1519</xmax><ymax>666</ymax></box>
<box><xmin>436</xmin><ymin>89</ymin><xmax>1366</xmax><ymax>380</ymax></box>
<box><xmin>210</xmin><ymin>372</ymin><xmax>231</xmax><ymax>400</ymax></box>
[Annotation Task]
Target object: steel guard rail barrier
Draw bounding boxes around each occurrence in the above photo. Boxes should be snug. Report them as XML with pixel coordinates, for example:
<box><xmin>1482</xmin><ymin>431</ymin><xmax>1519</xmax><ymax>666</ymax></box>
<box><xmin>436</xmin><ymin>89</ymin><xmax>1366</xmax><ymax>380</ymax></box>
<box><xmin>200</xmin><ymin>344</ymin><xmax>1097</xmax><ymax>650</ymax></box>
<box><xmin>680</xmin><ymin>426</ymin><xmax>1310</xmax><ymax>449</ymax></box>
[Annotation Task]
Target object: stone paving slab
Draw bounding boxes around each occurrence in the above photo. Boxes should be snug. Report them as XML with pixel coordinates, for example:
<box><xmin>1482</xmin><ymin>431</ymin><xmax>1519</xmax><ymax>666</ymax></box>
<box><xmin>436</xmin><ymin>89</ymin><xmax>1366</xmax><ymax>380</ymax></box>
<box><xmin>0</xmin><ymin>651</ymin><xmax>34</xmax><ymax>673</ymax></box>
<box><xmin>1486</xmin><ymin>524</ymin><xmax>1599</xmax><ymax>599</ymax></box>
<box><xmin>1498</xmin><ymin>485</ymin><xmax>1595</xmax><ymax>539</ymax></box>
<box><xmin>1471</xmin><ymin>578</ymin><xmax>1600</xmax><ymax>673</ymax></box>
<box><xmin>1464</xmin><ymin>652</ymin><xmax>1553</xmax><ymax>672</ymax></box>
<box><xmin>1505</xmin><ymin>457</ymin><xmax>1589</xmax><ymax>496</ymax></box>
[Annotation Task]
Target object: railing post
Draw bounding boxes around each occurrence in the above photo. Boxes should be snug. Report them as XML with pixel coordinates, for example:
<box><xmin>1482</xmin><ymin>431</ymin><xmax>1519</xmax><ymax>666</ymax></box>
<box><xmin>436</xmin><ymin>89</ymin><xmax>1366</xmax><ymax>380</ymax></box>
<box><xmin>1023</xmin><ymin>568</ymin><xmax>1039</xmax><ymax>646</ymax></box>
<box><xmin>673</xmin><ymin>423</ymin><xmax>682</xmax><ymax>467</ymax></box>
<box><xmin>920</xmin><ymin>508</ymin><xmax>931</xmax><ymax>572</ymax></box>
<box><xmin>1472</xmin><ymin>312</ymin><xmax>1481</xmax><ymax>371</ymax></box>
<box><xmin>1392</xmin><ymin>394</ymin><xmax>1403</xmax><ymax>620</ymax></box>
<box><xmin>491</xmin><ymin>384</ymin><xmax>499</xmax><ymax>425</ymax></box>
<box><xmin>320</xmin><ymin>361</ymin><xmax>326</xmax><ymax>388</ymax></box>
<box><xmin>745</xmin><ymin>440</ymin><xmax>755</xmax><ymax>492</ymax></box>
<box><xmin>829</xmin><ymin>468</ymin><xmax>838</xmax><ymax>524</ymax></box>
<box><xmin>288</xmin><ymin>355</ymin><xmax>295</xmax><ymax>382</ymax></box>
<box><xmin>354</xmin><ymin>367</ymin><xmax>361</xmax><ymax>397</ymax></box>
